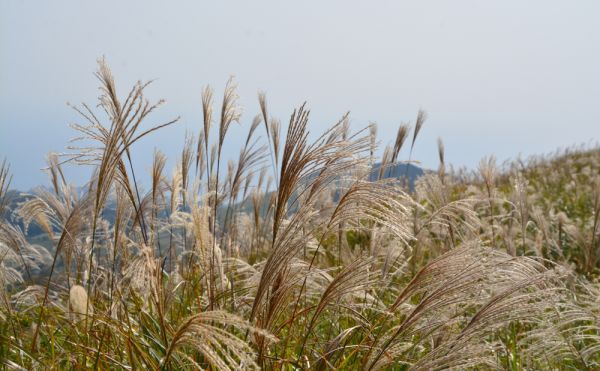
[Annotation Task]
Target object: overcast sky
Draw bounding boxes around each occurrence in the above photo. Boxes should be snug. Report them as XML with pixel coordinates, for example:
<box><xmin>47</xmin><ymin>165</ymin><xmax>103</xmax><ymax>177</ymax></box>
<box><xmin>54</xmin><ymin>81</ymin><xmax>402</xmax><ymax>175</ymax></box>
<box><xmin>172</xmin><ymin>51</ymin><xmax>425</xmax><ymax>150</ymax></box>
<box><xmin>1</xmin><ymin>0</ymin><xmax>599</xmax><ymax>189</ymax></box>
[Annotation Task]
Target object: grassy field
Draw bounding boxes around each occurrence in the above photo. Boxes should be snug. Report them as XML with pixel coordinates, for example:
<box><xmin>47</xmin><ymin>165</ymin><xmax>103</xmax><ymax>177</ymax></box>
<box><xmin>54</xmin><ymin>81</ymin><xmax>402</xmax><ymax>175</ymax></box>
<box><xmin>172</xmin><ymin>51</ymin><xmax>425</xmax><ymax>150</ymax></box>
<box><xmin>0</xmin><ymin>60</ymin><xmax>599</xmax><ymax>369</ymax></box>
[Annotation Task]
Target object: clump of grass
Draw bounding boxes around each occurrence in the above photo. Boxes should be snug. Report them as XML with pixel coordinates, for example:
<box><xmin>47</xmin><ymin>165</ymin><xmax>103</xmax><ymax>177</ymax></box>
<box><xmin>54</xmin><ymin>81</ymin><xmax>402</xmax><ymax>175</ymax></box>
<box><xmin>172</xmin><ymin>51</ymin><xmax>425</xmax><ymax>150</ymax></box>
<box><xmin>0</xmin><ymin>60</ymin><xmax>598</xmax><ymax>369</ymax></box>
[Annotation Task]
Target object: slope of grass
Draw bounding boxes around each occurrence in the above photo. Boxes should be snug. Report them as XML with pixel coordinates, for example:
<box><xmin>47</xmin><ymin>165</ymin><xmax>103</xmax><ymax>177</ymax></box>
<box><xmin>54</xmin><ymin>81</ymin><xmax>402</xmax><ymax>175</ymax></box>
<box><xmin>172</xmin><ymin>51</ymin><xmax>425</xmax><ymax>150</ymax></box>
<box><xmin>0</xmin><ymin>60</ymin><xmax>598</xmax><ymax>370</ymax></box>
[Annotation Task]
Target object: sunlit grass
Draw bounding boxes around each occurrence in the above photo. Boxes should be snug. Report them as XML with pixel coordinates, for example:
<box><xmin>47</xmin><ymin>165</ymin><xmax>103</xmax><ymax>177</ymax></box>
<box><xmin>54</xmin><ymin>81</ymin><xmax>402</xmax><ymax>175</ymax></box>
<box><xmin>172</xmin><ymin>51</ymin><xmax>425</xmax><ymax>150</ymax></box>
<box><xmin>0</xmin><ymin>60</ymin><xmax>598</xmax><ymax>369</ymax></box>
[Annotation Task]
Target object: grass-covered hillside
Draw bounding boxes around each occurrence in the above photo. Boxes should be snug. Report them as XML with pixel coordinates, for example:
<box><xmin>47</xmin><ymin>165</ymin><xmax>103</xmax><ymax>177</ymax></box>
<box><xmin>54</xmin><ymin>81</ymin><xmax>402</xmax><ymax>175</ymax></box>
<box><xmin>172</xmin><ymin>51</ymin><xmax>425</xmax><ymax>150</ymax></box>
<box><xmin>0</xmin><ymin>61</ymin><xmax>598</xmax><ymax>370</ymax></box>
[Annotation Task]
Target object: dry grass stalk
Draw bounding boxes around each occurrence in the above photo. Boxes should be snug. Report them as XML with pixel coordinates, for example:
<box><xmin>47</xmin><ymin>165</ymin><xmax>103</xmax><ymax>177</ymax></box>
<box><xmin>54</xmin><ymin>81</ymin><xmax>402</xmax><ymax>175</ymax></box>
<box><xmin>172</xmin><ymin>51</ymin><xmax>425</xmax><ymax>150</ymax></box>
<box><xmin>1</xmin><ymin>60</ymin><xmax>599</xmax><ymax>370</ymax></box>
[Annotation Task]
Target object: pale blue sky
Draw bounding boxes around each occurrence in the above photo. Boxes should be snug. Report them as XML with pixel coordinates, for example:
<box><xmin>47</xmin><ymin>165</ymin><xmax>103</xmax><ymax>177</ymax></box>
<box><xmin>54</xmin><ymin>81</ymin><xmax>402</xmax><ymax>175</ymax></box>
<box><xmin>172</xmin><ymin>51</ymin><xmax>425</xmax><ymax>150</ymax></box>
<box><xmin>1</xmin><ymin>0</ymin><xmax>599</xmax><ymax>189</ymax></box>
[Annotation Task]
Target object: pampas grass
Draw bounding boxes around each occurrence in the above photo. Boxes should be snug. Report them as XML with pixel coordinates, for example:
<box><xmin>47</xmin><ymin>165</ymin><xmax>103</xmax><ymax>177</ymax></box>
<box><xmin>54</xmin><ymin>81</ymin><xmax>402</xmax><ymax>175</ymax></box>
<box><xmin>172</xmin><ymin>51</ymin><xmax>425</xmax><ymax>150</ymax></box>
<box><xmin>0</xmin><ymin>60</ymin><xmax>598</xmax><ymax>369</ymax></box>
<box><xmin>69</xmin><ymin>285</ymin><xmax>90</xmax><ymax>320</ymax></box>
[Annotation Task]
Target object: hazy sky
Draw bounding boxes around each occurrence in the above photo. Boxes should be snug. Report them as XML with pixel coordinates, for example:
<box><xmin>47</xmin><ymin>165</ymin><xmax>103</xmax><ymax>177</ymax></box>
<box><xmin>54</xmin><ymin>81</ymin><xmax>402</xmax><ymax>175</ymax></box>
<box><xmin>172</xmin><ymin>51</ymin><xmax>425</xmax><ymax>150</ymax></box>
<box><xmin>1</xmin><ymin>1</ymin><xmax>599</xmax><ymax>189</ymax></box>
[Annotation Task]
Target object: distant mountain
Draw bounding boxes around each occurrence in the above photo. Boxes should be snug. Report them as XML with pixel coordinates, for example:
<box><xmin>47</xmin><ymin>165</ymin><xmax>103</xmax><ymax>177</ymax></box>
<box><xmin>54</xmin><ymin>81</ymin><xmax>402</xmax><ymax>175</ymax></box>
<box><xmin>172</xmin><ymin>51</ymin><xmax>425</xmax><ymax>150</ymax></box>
<box><xmin>2</xmin><ymin>162</ymin><xmax>425</xmax><ymax>238</ymax></box>
<box><xmin>1</xmin><ymin>190</ymin><xmax>44</xmax><ymax>236</ymax></box>
<box><xmin>227</xmin><ymin>162</ymin><xmax>424</xmax><ymax>218</ymax></box>
<box><xmin>369</xmin><ymin>162</ymin><xmax>424</xmax><ymax>191</ymax></box>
